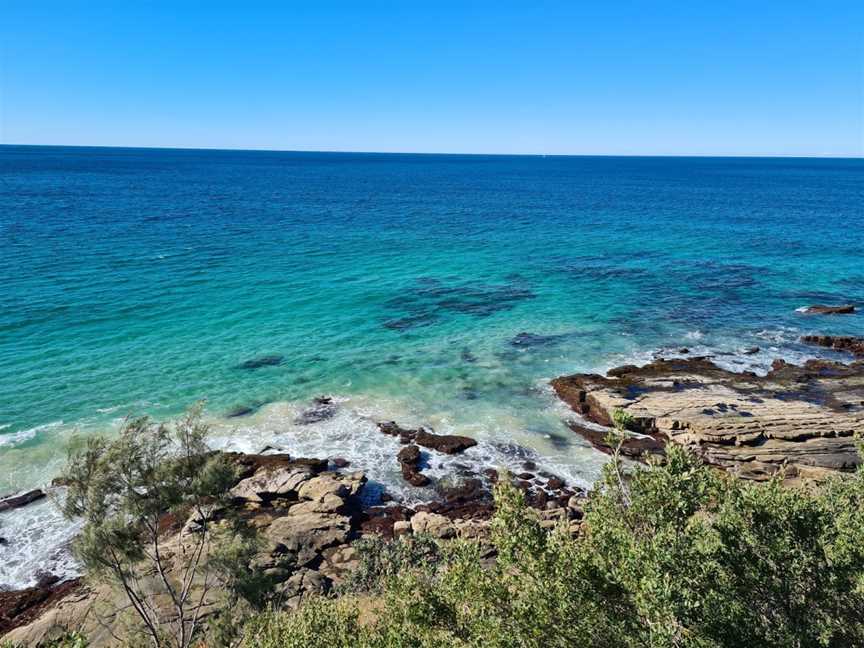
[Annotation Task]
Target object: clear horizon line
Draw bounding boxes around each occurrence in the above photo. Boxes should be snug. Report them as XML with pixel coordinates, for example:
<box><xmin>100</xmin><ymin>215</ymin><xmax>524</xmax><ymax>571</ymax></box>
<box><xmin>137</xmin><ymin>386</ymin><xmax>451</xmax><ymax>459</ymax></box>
<box><xmin>1</xmin><ymin>142</ymin><xmax>861</xmax><ymax>160</ymax></box>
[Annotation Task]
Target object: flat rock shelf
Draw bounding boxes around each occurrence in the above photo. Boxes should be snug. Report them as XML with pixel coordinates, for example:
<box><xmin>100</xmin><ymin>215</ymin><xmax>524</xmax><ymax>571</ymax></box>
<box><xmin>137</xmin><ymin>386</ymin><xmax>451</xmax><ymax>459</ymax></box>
<box><xmin>552</xmin><ymin>356</ymin><xmax>864</xmax><ymax>482</ymax></box>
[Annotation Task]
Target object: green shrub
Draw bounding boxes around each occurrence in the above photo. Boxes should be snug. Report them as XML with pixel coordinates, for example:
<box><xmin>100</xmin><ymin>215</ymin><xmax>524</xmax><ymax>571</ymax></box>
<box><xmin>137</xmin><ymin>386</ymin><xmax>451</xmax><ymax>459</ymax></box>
<box><xmin>243</xmin><ymin>444</ymin><xmax>864</xmax><ymax>648</ymax></box>
<box><xmin>338</xmin><ymin>533</ymin><xmax>441</xmax><ymax>594</ymax></box>
<box><xmin>58</xmin><ymin>405</ymin><xmax>266</xmax><ymax>648</ymax></box>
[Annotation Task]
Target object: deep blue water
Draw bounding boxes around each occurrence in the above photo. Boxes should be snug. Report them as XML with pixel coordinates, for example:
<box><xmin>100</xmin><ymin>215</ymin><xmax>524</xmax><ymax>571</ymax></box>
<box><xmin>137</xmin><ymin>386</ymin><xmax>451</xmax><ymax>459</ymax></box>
<box><xmin>1</xmin><ymin>146</ymin><xmax>863</xmax><ymax>492</ymax></box>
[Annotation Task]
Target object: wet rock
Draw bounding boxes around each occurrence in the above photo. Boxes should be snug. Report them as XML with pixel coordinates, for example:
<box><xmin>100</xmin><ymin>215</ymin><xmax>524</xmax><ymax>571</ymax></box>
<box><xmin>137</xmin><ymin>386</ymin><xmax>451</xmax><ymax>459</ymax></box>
<box><xmin>0</xmin><ymin>489</ymin><xmax>46</xmax><ymax>513</ymax></box>
<box><xmin>225</xmin><ymin>405</ymin><xmax>255</xmax><ymax>418</ymax></box>
<box><xmin>742</xmin><ymin>346</ymin><xmax>760</xmax><ymax>355</ymax></box>
<box><xmin>34</xmin><ymin>572</ymin><xmax>60</xmax><ymax>590</ymax></box>
<box><xmin>799</xmin><ymin>304</ymin><xmax>856</xmax><ymax>315</ymax></box>
<box><xmin>565</xmin><ymin>421</ymin><xmax>667</xmax><ymax>460</ymax></box>
<box><xmin>238</xmin><ymin>354</ymin><xmax>284</xmax><ymax>369</ymax></box>
<box><xmin>530</xmin><ymin>489</ymin><xmax>549</xmax><ymax>509</ymax></box>
<box><xmin>492</xmin><ymin>441</ymin><xmax>538</xmax><ymax>462</ymax></box>
<box><xmin>396</xmin><ymin>444</ymin><xmax>430</xmax><ymax>487</ymax></box>
<box><xmin>436</xmin><ymin>477</ymin><xmax>487</xmax><ymax>504</ymax></box>
<box><xmin>415</xmin><ymin>429</ymin><xmax>477</xmax><ymax>454</ymax></box>
<box><xmin>397</xmin><ymin>444</ymin><xmax>421</xmax><ymax>466</ymax></box>
<box><xmin>358</xmin><ymin>505</ymin><xmax>412</xmax><ymax>538</ymax></box>
<box><xmin>546</xmin><ymin>477</ymin><xmax>565</xmax><ymax>490</ymax></box>
<box><xmin>378</xmin><ymin>420</ymin><xmax>419</xmax><ymax>444</ymax></box>
<box><xmin>294</xmin><ymin>397</ymin><xmax>337</xmax><ymax>425</ymax></box>
<box><xmin>801</xmin><ymin>335</ymin><xmax>864</xmax><ymax>358</ymax></box>
<box><xmin>330</xmin><ymin>457</ymin><xmax>350</xmax><ymax>468</ymax></box>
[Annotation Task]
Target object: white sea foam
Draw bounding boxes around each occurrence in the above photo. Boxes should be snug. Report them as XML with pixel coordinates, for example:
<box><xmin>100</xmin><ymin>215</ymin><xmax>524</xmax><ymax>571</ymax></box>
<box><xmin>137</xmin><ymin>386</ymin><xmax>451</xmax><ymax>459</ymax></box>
<box><xmin>0</xmin><ymin>421</ymin><xmax>64</xmax><ymax>449</ymax></box>
<box><xmin>207</xmin><ymin>392</ymin><xmax>603</xmax><ymax>504</ymax></box>
<box><xmin>0</xmin><ymin>491</ymin><xmax>82</xmax><ymax>590</ymax></box>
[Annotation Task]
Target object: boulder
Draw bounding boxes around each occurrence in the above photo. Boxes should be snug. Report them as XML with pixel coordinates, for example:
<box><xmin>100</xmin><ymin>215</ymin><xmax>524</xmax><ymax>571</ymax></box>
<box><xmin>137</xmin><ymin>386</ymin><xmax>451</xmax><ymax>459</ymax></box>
<box><xmin>378</xmin><ymin>421</ymin><xmax>419</xmax><ymax>444</ymax></box>
<box><xmin>396</xmin><ymin>444</ymin><xmax>430</xmax><ymax>487</ymax></box>
<box><xmin>0</xmin><ymin>489</ymin><xmax>46</xmax><ymax>513</ymax></box>
<box><xmin>265</xmin><ymin>512</ymin><xmax>351</xmax><ymax>565</ymax></box>
<box><xmin>393</xmin><ymin>520</ymin><xmax>412</xmax><ymax>537</ymax></box>
<box><xmin>319</xmin><ymin>545</ymin><xmax>360</xmax><ymax>582</ymax></box>
<box><xmin>415</xmin><ymin>430</ymin><xmax>477</xmax><ymax>454</ymax></box>
<box><xmin>410</xmin><ymin>511</ymin><xmax>455</xmax><ymax>539</ymax></box>
<box><xmin>279</xmin><ymin>568</ymin><xmax>332</xmax><ymax>609</ymax></box>
<box><xmin>230</xmin><ymin>466</ymin><xmax>315</xmax><ymax>502</ymax></box>
<box><xmin>799</xmin><ymin>305</ymin><xmax>856</xmax><ymax>315</ymax></box>
<box><xmin>297</xmin><ymin>473</ymin><xmax>362</xmax><ymax>502</ymax></box>
<box><xmin>294</xmin><ymin>397</ymin><xmax>337</xmax><ymax>425</ymax></box>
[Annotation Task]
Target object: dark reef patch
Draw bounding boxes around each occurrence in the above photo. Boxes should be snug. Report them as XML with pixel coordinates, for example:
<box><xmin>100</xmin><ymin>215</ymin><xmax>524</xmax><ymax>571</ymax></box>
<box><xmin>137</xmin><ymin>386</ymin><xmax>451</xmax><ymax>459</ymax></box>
<box><xmin>382</xmin><ymin>278</ymin><xmax>535</xmax><ymax>331</ymax></box>
<box><xmin>509</xmin><ymin>331</ymin><xmax>571</xmax><ymax>348</ymax></box>
<box><xmin>238</xmin><ymin>354</ymin><xmax>284</xmax><ymax>369</ymax></box>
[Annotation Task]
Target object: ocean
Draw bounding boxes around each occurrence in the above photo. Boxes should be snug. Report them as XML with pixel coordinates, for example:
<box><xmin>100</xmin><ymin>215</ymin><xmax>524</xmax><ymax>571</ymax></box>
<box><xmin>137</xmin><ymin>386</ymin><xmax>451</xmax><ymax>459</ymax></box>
<box><xmin>1</xmin><ymin>146</ymin><xmax>862</xmax><ymax>588</ymax></box>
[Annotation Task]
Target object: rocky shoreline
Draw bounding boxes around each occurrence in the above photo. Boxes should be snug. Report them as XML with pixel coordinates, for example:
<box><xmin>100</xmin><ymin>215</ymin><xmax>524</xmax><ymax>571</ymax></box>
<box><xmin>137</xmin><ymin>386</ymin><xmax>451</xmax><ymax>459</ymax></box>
<box><xmin>552</xmin><ymin>337</ymin><xmax>864</xmax><ymax>482</ymax></box>
<box><xmin>4</xmin><ymin>330</ymin><xmax>864</xmax><ymax>644</ymax></box>
<box><xmin>1</xmin><ymin>422</ymin><xmax>581</xmax><ymax>644</ymax></box>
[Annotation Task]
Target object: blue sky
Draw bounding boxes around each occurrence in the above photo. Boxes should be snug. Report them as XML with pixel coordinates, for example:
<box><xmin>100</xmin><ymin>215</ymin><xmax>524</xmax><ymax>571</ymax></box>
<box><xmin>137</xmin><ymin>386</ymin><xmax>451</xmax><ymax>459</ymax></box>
<box><xmin>1</xmin><ymin>1</ymin><xmax>862</xmax><ymax>156</ymax></box>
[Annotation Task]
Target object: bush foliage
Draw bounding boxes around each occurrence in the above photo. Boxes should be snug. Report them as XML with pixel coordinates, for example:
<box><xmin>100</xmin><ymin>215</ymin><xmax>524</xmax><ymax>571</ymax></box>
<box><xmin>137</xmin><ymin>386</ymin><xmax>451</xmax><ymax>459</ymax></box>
<box><xmin>242</xmin><ymin>444</ymin><xmax>864</xmax><ymax>648</ymax></box>
<box><xmin>58</xmin><ymin>405</ymin><xmax>264</xmax><ymax>648</ymax></box>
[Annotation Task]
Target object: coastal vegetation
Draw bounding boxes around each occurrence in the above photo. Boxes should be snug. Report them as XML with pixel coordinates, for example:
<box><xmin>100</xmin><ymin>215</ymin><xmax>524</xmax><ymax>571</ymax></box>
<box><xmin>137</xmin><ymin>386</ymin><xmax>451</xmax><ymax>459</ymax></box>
<box><xmin>57</xmin><ymin>406</ymin><xmax>267</xmax><ymax>648</ymax></box>
<box><xmin>4</xmin><ymin>406</ymin><xmax>863</xmax><ymax>647</ymax></box>
<box><xmin>241</xmin><ymin>437</ymin><xmax>864</xmax><ymax>648</ymax></box>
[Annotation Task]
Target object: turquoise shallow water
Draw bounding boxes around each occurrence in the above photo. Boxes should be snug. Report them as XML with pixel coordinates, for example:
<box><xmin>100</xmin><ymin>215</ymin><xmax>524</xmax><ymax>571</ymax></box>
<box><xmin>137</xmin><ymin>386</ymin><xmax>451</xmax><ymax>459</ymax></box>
<box><xmin>2</xmin><ymin>146</ymin><xmax>864</xmax><ymax>483</ymax></box>
<box><xmin>1</xmin><ymin>146</ymin><xmax>863</xmax><ymax>586</ymax></box>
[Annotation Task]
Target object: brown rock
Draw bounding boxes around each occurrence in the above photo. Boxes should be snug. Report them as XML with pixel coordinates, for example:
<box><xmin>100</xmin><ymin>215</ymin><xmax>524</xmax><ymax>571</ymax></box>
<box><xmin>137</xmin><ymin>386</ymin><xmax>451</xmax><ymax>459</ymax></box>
<box><xmin>265</xmin><ymin>512</ymin><xmax>351</xmax><ymax>565</ymax></box>
<box><xmin>799</xmin><ymin>304</ymin><xmax>856</xmax><ymax>315</ymax></box>
<box><xmin>0</xmin><ymin>578</ymin><xmax>82</xmax><ymax>636</ymax></box>
<box><xmin>546</xmin><ymin>477</ymin><xmax>566</xmax><ymax>490</ymax></box>
<box><xmin>279</xmin><ymin>568</ymin><xmax>332</xmax><ymax>609</ymax></box>
<box><xmin>378</xmin><ymin>421</ymin><xmax>419</xmax><ymax>442</ymax></box>
<box><xmin>552</xmin><ymin>356</ymin><xmax>864</xmax><ymax>482</ymax></box>
<box><xmin>801</xmin><ymin>335</ymin><xmax>864</xmax><ymax>358</ymax></box>
<box><xmin>414</xmin><ymin>430</ymin><xmax>477</xmax><ymax>454</ymax></box>
<box><xmin>0</xmin><ymin>489</ymin><xmax>46</xmax><ymax>513</ymax></box>
<box><xmin>410</xmin><ymin>511</ymin><xmax>455</xmax><ymax>539</ymax></box>
<box><xmin>566</xmin><ymin>421</ymin><xmax>667</xmax><ymax>460</ymax></box>
<box><xmin>397</xmin><ymin>445</ymin><xmax>421</xmax><ymax>466</ymax></box>
<box><xmin>230</xmin><ymin>465</ymin><xmax>315</xmax><ymax>502</ymax></box>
